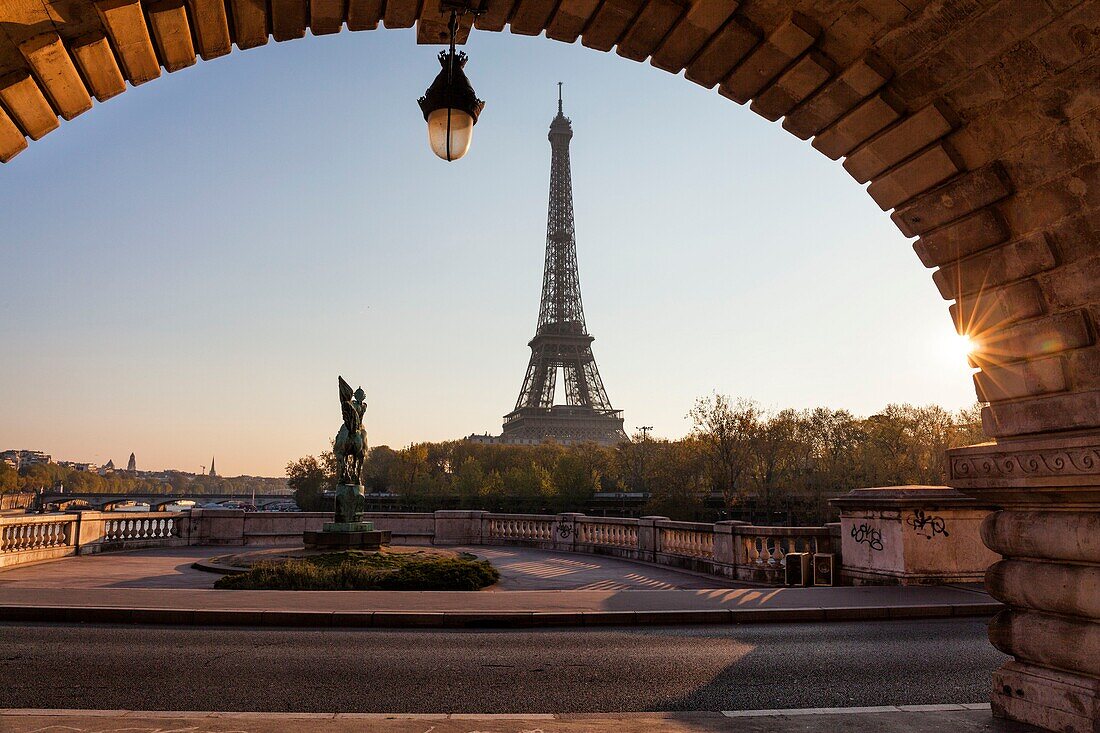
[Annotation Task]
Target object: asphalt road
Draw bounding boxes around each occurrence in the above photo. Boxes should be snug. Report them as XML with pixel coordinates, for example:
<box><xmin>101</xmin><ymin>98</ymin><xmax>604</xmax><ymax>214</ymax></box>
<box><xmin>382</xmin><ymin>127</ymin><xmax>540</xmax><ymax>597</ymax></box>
<box><xmin>0</xmin><ymin>619</ymin><xmax>1004</xmax><ymax>713</ymax></box>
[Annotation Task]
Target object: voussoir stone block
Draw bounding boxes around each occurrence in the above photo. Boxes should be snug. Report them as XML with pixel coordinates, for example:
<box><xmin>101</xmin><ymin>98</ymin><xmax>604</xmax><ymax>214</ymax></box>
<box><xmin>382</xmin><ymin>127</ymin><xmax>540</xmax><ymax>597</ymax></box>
<box><xmin>718</xmin><ymin>13</ymin><xmax>819</xmax><ymax>104</ymax></box>
<box><xmin>540</xmin><ymin>0</ymin><xmax>593</xmax><ymax>40</ymax></box>
<box><xmin>974</xmin><ymin>355</ymin><xmax>1068</xmax><ymax>402</ymax></box>
<box><xmin>867</xmin><ymin>142</ymin><xmax>964</xmax><ymax>210</ymax></box>
<box><xmin>228</xmin><ymin>0</ymin><xmax>270</xmax><ymax>47</ymax></box>
<box><xmin>892</xmin><ymin>163</ymin><xmax>1013</xmax><ymax>237</ymax></box>
<box><xmin>0</xmin><ymin>107</ymin><xmax>27</xmax><ymax>163</ymax></box>
<box><xmin>811</xmin><ymin>90</ymin><xmax>904</xmax><ymax>159</ymax></box>
<box><xmin>583</xmin><ymin>0</ymin><xmax>646</xmax><ymax>52</ymax></box>
<box><xmin>914</xmin><ymin>207</ymin><xmax>1010</xmax><ymax>267</ymax></box>
<box><xmin>270</xmin><ymin>0</ymin><xmax>308</xmax><ymax>41</ymax></box>
<box><xmin>971</xmin><ymin>309</ymin><xmax>1092</xmax><ymax>365</ymax></box>
<box><xmin>617</xmin><ymin>0</ymin><xmax>684</xmax><ymax>61</ymax></box>
<box><xmin>70</xmin><ymin>35</ymin><xmax>127</xmax><ymax>102</ymax></box>
<box><xmin>187</xmin><ymin>0</ymin><xmax>233</xmax><ymax>58</ymax></box>
<box><xmin>650</xmin><ymin>0</ymin><xmax>739</xmax><ymax>74</ymax></box>
<box><xmin>0</xmin><ymin>73</ymin><xmax>59</xmax><ymax>140</ymax></box>
<box><xmin>933</xmin><ymin>232</ymin><xmax>1057</xmax><ymax>299</ymax></box>
<box><xmin>949</xmin><ymin>279</ymin><xmax>1045</xmax><ymax>333</ymax></box>
<box><xmin>749</xmin><ymin>51</ymin><xmax>834</xmax><ymax>121</ymax></box>
<box><xmin>684</xmin><ymin>16</ymin><xmax>758</xmax><ymax>89</ymax></box>
<box><xmin>94</xmin><ymin>0</ymin><xmax>161</xmax><ymax>84</ymax></box>
<box><xmin>147</xmin><ymin>0</ymin><xmax>197</xmax><ymax>72</ymax></box>
<box><xmin>309</xmin><ymin>0</ymin><xmax>346</xmax><ymax>35</ymax></box>
<box><xmin>844</xmin><ymin>101</ymin><xmax>958</xmax><ymax>183</ymax></box>
<box><xmin>783</xmin><ymin>53</ymin><xmax>893</xmax><ymax>139</ymax></box>
<box><xmin>18</xmin><ymin>33</ymin><xmax>93</xmax><ymax>121</ymax></box>
<box><xmin>348</xmin><ymin>0</ymin><xmax>384</xmax><ymax>30</ymax></box>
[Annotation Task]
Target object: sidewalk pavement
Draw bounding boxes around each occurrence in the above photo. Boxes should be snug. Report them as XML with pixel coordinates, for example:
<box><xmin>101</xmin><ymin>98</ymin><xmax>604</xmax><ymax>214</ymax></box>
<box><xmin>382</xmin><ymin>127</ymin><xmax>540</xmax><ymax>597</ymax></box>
<box><xmin>0</xmin><ymin>706</ymin><xmax>1042</xmax><ymax>732</ymax></box>
<box><xmin>0</xmin><ymin>582</ymin><xmax>999</xmax><ymax>627</ymax></box>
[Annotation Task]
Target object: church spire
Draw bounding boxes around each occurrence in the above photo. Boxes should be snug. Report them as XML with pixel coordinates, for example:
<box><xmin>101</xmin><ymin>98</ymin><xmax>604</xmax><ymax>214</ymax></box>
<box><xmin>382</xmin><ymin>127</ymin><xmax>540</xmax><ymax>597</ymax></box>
<box><xmin>209</xmin><ymin>456</ymin><xmax>216</xmax><ymax>477</ymax></box>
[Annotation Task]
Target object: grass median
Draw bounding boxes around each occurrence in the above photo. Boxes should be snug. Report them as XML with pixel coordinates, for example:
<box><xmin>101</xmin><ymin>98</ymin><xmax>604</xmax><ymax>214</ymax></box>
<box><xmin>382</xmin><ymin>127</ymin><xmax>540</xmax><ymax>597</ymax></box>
<box><xmin>214</xmin><ymin>550</ymin><xmax>500</xmax><ymax>591</ymax></box>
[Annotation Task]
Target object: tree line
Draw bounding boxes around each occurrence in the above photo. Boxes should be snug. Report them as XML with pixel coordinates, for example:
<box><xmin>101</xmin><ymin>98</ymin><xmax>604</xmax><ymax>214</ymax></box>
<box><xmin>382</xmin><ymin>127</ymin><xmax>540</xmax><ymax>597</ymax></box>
<box><xmin>288</xmin><ymin>397</ymin><xmax>985</xmax><ymax>525</ymax></box>
<box><xmin>0</xmin><ymin>461</ymin><xmax>288</xmax><ymax>499</ymax></box>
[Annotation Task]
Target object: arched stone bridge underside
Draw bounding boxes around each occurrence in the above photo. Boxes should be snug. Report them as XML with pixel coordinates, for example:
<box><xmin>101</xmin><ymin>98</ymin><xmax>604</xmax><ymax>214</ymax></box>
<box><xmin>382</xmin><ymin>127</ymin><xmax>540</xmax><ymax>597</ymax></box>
<box><xmin>0</xmin><ymin>1</ymin><xmax>1097</xmax><ymax>730</ymax></box>
<box><xmin>0</xmin><ymin>0</ymin><xmax>1096</xmax><ymax>442</ymax></box>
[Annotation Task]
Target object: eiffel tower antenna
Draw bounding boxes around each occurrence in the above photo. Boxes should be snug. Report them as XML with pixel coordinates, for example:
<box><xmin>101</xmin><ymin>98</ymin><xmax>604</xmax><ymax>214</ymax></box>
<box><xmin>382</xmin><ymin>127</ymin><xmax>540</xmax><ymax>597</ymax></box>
<box><xmin>500</xmin><ymin>90</ymin><xmax>627</xmax><ymax>446</ymax></box>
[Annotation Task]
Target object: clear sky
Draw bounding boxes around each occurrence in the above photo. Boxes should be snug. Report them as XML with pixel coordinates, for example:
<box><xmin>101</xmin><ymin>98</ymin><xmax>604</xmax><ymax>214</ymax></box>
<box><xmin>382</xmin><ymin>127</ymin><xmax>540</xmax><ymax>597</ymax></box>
<box><xmin>0</xmin><ymin>28</ymin><xmax>977</xmax><ymax>477</ymax></box>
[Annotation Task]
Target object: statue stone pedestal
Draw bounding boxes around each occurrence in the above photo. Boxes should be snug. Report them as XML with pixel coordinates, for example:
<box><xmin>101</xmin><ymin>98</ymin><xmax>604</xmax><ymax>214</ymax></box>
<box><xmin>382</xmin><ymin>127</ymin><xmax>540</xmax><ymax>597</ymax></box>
<box><xmin>303</xmin><ymin>526</ymin><xmax>391</xmax><ymax>550</ymax></box>
<box><xmin>302</xmin><ymin>484</ymin><xmax>391</xmax><ymax>550</ymax></box>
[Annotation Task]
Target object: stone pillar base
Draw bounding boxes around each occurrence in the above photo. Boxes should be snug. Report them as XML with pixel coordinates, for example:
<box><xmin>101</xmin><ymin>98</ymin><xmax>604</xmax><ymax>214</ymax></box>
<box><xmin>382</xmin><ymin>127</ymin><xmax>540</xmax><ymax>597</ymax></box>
<box><xmin>993</xmin><ymin>661</ymin><xmax>1100</xmax><ymax>732</ymax></box>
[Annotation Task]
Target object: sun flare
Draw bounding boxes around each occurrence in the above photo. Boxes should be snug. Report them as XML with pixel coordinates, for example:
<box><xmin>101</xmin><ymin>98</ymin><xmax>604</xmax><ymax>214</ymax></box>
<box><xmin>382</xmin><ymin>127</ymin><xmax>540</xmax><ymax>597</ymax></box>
<box><xmin>953</xmin><ymin>334</ymin><xmax>977</xmax><ymax>360</ymax></box>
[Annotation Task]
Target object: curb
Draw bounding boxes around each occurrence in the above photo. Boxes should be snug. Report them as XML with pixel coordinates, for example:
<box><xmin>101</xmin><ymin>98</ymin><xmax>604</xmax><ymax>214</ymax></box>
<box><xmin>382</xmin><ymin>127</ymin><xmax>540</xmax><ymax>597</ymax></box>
<box><xmin>191</xmin><ymin>559</ymin><xmax>248</xmax><ymax>575</ymax></box>
<box><xmin>0</xmin><ymin>704</ymin><xmax>993</xmax><ymax>719</ymax></box>
<box><xmin>0</xmin><ymin>602</ymin><xmax>1000</xmax><ymax>628</ymax></box>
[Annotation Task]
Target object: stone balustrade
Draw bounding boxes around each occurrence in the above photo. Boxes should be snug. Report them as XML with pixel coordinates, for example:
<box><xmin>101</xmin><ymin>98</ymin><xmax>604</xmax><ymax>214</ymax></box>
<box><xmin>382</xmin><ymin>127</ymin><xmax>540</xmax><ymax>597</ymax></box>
<box><xmin>658</xmin><ymin>521</ymin><xmax>715</xmax><ymax>559</ymax></box>
<box><xmin>0</xmin><ymin>514</ymin><xmax>77</xmax><ymax>569</ymax></box>
<box><xmin>577</xmin><ymin>516</ymin><xmax>638</xmax><ymax>549</ymax></box>
<box><xmin>1</xmin><ymin>494</ymin><xmax>992</xmax><ymax>586</ymax></box>
<box><xmin>486</xmin><ymin>514</ymin><xmax>556</xmax><ymax>543</ymax></box>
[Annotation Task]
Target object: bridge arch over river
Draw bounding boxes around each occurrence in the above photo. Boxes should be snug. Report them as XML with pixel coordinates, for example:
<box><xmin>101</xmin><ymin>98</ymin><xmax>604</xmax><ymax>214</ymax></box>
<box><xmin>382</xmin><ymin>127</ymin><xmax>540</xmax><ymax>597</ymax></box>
<box><xmin>39</xmin><ymin>491</ymin><xmax>294</xmax><ymax>511</ymax></box>
<box><xmin>0</xmin><ymin>2</ymin><xmax>1097</xmax><ymax>729</ymax></box>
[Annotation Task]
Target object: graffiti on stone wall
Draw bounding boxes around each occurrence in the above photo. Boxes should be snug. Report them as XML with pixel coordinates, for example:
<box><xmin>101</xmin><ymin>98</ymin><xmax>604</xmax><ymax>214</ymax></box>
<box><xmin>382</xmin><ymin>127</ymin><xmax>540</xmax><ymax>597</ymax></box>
<box><xmin>907</xmin><ymin>509</ymin><xmax>949</xmax><ymax>539</ymax></box>
<box><xmin>850</xmin><ymin>523</ymin><xmax>883</xmax><ymax>551</ymax></box>
<box><xmin>556</xmin><ymin>521</ymin><xmax>574</xmax><ymax>539</ymax></box>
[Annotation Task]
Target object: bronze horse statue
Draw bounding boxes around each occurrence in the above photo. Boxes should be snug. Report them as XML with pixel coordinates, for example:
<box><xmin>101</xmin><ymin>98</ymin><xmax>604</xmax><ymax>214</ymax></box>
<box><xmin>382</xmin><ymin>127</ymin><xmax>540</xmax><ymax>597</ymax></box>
<box><xmin>334</xmin><ymin>376</ymin><xmax>367</xmax><ymax>486</ymax></box>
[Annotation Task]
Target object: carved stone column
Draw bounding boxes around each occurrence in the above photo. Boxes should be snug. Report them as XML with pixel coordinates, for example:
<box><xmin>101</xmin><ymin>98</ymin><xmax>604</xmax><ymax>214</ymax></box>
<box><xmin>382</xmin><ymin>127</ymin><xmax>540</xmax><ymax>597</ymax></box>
<box><xmin>948</xmin><ymin>435</ymin><xmax>1100</xmax><ymax>732</ymax></box>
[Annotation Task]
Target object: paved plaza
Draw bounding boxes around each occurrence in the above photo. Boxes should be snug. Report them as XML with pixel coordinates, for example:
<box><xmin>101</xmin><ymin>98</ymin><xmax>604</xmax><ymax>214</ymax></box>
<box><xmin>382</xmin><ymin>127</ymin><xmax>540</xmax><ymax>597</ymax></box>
<box><xmin>0</xmin><ymin>546</ymin><xmax>997</xmax><ymax>628</ymax></box>
<box><xmin>0</xmin><ymin>545</ymin><xmax>750</xmax><ymax>591</ymax></box>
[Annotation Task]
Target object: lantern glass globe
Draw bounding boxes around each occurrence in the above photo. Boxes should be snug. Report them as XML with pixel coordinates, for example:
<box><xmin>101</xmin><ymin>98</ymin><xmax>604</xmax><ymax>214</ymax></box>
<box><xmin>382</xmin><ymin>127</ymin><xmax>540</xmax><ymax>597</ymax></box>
<box><xmin>426</xmin><ymin>107</ymin><xmax>475</xmax><ymax>161</ymax></box>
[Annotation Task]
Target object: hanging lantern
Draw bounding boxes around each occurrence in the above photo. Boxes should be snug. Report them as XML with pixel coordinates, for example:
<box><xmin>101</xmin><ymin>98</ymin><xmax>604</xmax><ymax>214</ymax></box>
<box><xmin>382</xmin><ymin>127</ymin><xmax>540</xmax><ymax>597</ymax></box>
<box><xmin>418</xmin><ymin>49</ymin><xmax>485</xmax><ymax>161</ymax></box>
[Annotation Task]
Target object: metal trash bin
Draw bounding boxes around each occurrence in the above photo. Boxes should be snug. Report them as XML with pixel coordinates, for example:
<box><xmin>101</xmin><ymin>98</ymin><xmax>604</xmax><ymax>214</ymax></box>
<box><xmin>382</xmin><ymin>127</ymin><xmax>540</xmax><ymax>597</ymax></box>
<box><xmin>813</xmin><ymin>552</ymin><xmax>835</xmax><ymax>587</ymax></box>
<box><xmin>785</xmin><ymin>552</ymin><xmax>811</xmax><ymax>586</ymax></box>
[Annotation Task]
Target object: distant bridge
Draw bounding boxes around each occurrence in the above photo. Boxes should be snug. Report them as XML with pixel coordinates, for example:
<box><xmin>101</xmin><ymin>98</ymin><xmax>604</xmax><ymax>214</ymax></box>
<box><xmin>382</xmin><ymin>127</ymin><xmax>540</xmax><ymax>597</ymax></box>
<box><xmin>37</xmin><ymin>491</ymin><xmax>295</xmax><ymax>512</ymax></box>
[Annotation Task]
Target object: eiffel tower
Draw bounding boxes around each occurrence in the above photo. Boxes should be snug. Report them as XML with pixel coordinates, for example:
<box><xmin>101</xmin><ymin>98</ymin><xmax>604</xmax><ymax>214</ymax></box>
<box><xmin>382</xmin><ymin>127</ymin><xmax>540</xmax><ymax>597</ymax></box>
<box><xmin>500</xmin><ymin>86</ymin><xmax>627</xmax><ymax>446</ymax></box>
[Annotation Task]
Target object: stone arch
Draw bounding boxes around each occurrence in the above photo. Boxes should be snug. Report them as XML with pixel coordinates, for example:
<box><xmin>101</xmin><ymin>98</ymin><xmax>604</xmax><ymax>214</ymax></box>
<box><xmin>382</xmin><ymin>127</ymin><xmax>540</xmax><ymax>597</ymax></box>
<box><xmin>0</xmin><ymin>2</ymin><xmax>1098</xmax><ymax>729</ymax></box>
<box><xmin>0</xmin><ymin>1</ymin><xmax>1095</xmax><ymax>441</ymax></box>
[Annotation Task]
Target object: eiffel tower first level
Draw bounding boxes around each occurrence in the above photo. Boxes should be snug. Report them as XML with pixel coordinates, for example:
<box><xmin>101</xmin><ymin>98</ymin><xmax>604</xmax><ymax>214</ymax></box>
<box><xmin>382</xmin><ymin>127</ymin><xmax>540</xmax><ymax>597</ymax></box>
<box><xmin>499</xmin><ymin>88</ymin><xmax>628</xmax><ymax>446</ymax></box>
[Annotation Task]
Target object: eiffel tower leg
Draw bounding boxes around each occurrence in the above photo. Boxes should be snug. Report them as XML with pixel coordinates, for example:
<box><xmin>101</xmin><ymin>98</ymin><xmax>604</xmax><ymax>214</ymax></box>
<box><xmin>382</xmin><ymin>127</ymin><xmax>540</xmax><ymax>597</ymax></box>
<box><xmin>516</xmin><ymin>345</ymin><xmax>556</xmax><ymax>410</ymax></box>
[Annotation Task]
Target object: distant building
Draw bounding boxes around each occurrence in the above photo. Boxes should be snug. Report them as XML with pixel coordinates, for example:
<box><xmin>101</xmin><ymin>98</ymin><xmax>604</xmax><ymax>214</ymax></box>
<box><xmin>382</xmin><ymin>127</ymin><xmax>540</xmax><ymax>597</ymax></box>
<box><xmin>99</xmin><ymin>459</ymin><xmax>115</xmax><ymax>475</ymax></box>
<box><xmin>209</xmin><ymin>457</ymin><xmax>217</xmax><ymax>477</ymax></box>
<box><xmin>58</xmin><ymin>460</ymin><xmax>97</xmax><ymax>472</ymax></box>
<box><xmin>0</xmin><ymin>450</ymin><xmax>51</xmax><ymax>469</ymax></box>
<box><xmin>126</xmin><ymin>453</ymin><xmax>136</xmax><ymax>472</ymax></box>
<box><xmin>465</xmin><ymin>433</ymin><xmax>540</xmax><ymax>446</ymax></box>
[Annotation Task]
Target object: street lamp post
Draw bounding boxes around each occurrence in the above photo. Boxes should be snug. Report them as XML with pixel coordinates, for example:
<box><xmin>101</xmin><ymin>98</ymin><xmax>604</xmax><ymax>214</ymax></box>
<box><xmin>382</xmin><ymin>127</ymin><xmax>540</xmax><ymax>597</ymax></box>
<box><xmin>637</xmin><ymin>425</ymin><xmax>653</xmax><ymax>498</ymax></box>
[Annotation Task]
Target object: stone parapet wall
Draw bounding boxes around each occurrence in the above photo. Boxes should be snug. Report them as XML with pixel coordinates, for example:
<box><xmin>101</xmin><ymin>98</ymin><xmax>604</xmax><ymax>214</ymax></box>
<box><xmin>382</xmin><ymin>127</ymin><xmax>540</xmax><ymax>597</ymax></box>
<box><xmin>0</xmin><ymin>497</ymin><xmax>993</xmax><ymax>588</ymax></box>
<box><xmin>831</xmin><ymin>486</ymin><xmax>999</xmax><ymax>585</ymax></box>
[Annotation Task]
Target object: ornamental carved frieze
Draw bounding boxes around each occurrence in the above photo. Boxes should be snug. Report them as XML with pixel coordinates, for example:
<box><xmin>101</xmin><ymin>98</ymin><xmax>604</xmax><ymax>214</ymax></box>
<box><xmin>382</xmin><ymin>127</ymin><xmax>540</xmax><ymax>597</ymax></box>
<box><xmin>949</xmin><ymin>445</ymin><xmax>1100</xmax><ymax>481</ymax></box>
